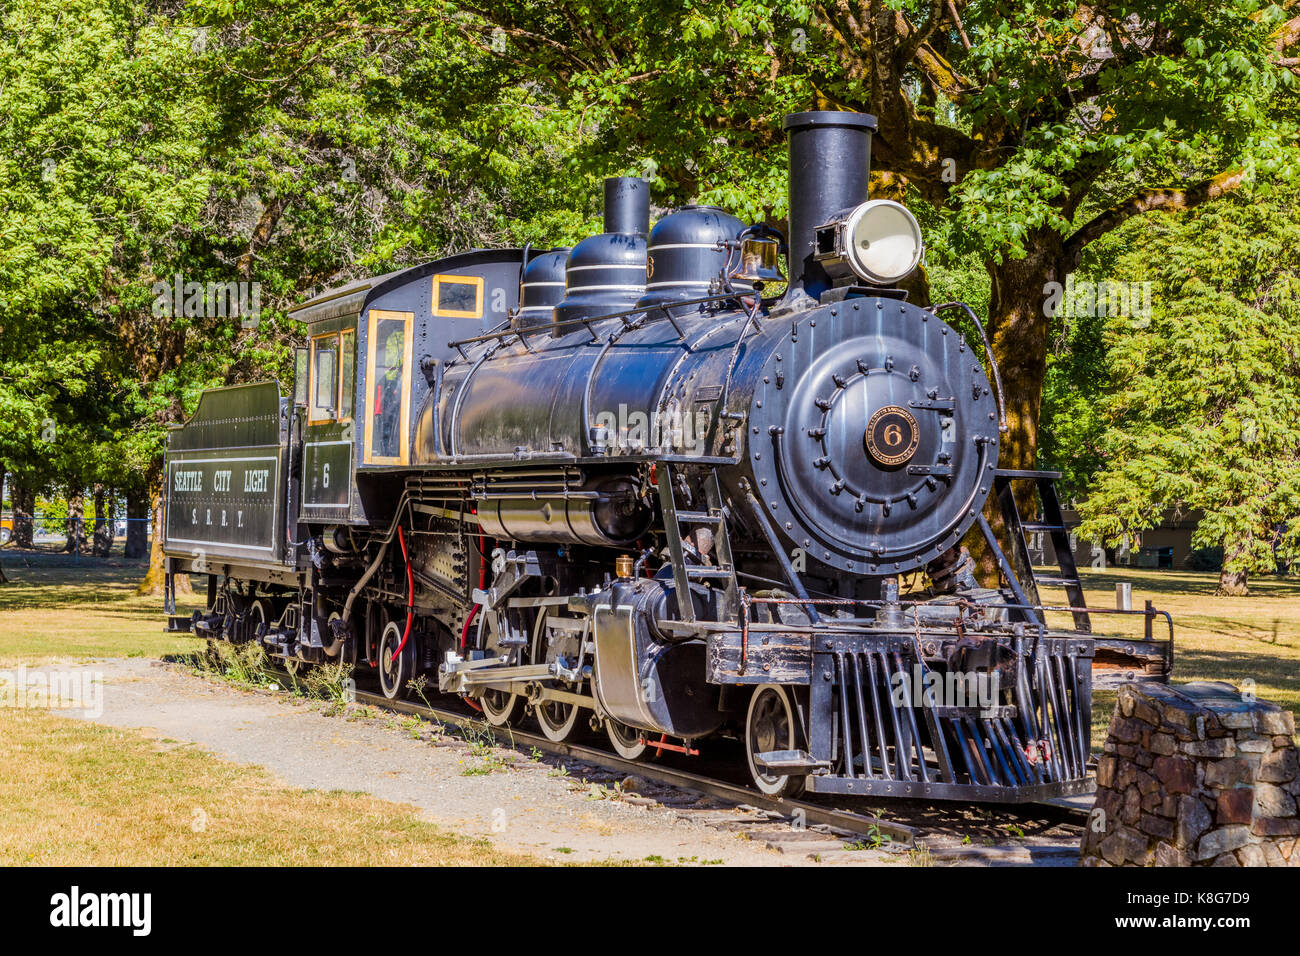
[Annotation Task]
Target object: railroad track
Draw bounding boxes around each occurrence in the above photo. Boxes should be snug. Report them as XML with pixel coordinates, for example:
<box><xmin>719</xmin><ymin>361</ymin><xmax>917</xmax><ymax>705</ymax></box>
<box><xmin>342</xmin><ymin>684</ymin><xmax>1090</xmax><ymax>865</ymax></box>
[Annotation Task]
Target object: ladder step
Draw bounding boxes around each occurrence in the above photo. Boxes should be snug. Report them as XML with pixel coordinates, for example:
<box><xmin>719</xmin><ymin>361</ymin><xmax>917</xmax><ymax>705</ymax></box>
<box><xmin>995</xmin><ymin>469</ymin><xmax>1063</xmax><ymax>481</ymax></box>
<box><xmin>675</xmin><ymin>510</ymin><xmax>722</xmax><ymax>524</ymax></box>
<box><xmin>685</xmin><ymin>566</ymin><xmax>734</xmax><ymax>579</ymax></box>
<box><xmin>1022</xmin><ymin>522</ymin><xmax>1067</xmax><ymax>534</ymax></box>
<box><xmin>1035</xmin><ymin>575</ymin><xmax>1082</xmax><ymax>588</ymax></box>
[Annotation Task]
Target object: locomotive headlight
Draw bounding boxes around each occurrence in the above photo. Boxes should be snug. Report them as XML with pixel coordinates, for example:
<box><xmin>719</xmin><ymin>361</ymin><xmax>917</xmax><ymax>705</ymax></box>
<box><xmin>815</xmin><ymin>199</ymin><xmax>924</xmax><ymax>286</ymax></box>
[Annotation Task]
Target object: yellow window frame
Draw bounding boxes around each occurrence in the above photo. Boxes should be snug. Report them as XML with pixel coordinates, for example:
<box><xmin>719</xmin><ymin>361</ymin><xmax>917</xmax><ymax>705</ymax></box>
<box><xmin>308</xmin><ymin>332</ymin><xmax>341</xmax><ymax>424</ymax></box>
<box><xmin>307</xmin><ymin>329</ymin><xmax>356</xmax><ymax>424</ymax></box>
<box><xmin>363</xmin><ymin>309</ymin><xmax>413</xmax><ymax>465</ymax></box>
<box><xmin>431</xmin><ymin>273</ymin><xmax>484</xmax><ymax>319</ymax></box>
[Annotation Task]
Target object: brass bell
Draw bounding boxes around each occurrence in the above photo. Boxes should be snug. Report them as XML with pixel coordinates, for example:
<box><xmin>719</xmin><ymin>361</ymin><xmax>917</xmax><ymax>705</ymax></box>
<box><xmin>729</xmin><ymin>237</ymin><xmax>785</xmax><ymax>289</ymax></box>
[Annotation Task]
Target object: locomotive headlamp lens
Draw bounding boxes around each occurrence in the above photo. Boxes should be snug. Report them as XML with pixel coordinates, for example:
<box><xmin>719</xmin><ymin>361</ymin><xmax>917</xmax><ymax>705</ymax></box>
<box><xmin>842</xmin><ymin>200</ymin><xmax>923</xmax><ymax>285</ymax></box>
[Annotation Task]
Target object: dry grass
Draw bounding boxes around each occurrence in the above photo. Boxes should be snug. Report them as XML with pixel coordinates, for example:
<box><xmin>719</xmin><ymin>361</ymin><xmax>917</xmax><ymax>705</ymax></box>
<box><xmin>0</xmin><ymin>705</ymin><xmax>544</xmax><ymax>866</ymax></box>
<box><xmin>0</xmin><ymin>555</ymin><xmax>201</xmax><ymax>665</ymax></box>
<box><xmin>1037</xmin><ymin>567</ymin><xmax>1300</xmax><ymax>749</ymax></box>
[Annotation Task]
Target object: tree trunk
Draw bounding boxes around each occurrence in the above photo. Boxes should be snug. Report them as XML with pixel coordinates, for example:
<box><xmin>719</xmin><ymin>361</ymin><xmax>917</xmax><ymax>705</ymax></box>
<box><xmin>1217</xmin><ymin>567</ymin><xmax>1249</xmax><ymax>596</ymax></box>
<box><xmin>986</xmin><ymin>241</ymin><xmax>1063</xmax><ymax>471</ymax></box>
<box><xmin>1217</xmin><ymin>541</ymin><xmax>1250</xmax><ymax>595</ymax></box>
<box><xmin>965</xmin><ymin>240</ymin><xmax>1065</xmax><ymax>585</ymax></box>
<box><xmin>137</xmin><ymin>487</ymin><xmax>167</xmax><ymax>595</ymax></box>
<box><xmin>124</xmin><ymin>489</ymin><xmax>149</xmax><ymax>558</ymax></box>
<box><xmin>92</xmin><ymin>484</ymin><xmax>114</xmax><ymax>557</ymax></box>
<box><xmin>12</xmin><ymin>480</ymin><xmax>35</xmax><ymax>549</ymax></box>
<box><xmin>65</xmin><ymin>487</ymin><xmax>86</xmax><ymax>554</ymax></box>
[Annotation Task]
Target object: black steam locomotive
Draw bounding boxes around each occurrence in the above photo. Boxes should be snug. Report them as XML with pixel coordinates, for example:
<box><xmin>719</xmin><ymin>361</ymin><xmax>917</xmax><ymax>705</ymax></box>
<box><xmin>162</xmin><ymin>112</ymin><xmax>1170</xmax><ymax>801</ymax></box>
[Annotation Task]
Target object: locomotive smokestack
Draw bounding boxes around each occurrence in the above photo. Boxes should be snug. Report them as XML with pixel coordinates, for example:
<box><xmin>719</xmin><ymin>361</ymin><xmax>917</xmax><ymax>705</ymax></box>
<box><xmin>603</xmin><ymin>176</ymin><xmax>650</xmax><ymax>236</ymax></box>
<box><xmin>783</xmin><ymin>111</ymin><xmax>877</xmax><ymax>303</ymax></box>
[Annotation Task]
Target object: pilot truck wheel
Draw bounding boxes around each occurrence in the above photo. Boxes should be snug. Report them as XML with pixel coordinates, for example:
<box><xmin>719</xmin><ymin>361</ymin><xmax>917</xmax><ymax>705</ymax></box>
<box><xmin>745</xmin><ymin>684</ymin><xmax>806</xmax><ymax>798</ymax></box>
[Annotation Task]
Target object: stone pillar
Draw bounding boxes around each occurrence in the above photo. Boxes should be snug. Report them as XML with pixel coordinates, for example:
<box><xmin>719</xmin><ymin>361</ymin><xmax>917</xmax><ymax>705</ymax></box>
<box><xmin>1080</xmin><ymin>681</ymin><xmax>1298</xmax><ymax>866</ymax></box>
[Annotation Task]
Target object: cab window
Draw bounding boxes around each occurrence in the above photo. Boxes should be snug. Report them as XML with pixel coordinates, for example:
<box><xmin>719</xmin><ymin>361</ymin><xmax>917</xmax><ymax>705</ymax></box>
<box><xmin>432</xmin><ymin>274</ymin><xmax>483</xmax><ymax>319</ymax></box>
<box><xmin>364</xmin><ymin>310</ymin><xmax>413</xmax><ymax>463</ymax></box>
<box><xmin>309</xmin><ymin>329</ymin><xmax>356</xmax><ymax>423</ymax></box>
<box><xmin>340</xmin><ymin>329</ymin><xmax>356</xmax><ymax>413</ymax></box>
<box><xmin>310</xmin><ymin>336</ymin><xmax>338</xmax><ymax>421</ymax></box>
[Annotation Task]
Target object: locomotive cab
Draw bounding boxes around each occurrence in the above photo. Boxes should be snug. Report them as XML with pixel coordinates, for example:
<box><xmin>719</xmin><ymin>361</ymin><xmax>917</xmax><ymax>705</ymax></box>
<box><xmin>289</xmin><ymin>250</ymin><xmax>530</xmax><ymax>526</ymax></box>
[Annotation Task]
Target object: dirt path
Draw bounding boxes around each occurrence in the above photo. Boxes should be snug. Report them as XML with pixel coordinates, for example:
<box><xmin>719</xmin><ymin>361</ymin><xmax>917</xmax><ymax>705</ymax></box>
<box><xmin>43</xmin><ymin>659</ymin><xmax>898</xmax><ymax>866</ymax></box>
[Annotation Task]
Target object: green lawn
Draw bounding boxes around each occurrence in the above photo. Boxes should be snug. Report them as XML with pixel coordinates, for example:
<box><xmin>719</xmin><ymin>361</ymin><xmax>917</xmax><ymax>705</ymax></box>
<box><xmin>0</xmin><ymin>552</ymin><xmax>202</xmax><ymax>665</ymax></box>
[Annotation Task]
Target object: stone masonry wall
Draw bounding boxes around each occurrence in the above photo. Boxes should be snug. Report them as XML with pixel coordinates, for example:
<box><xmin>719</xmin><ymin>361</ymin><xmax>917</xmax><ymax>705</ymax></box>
<box><xmin>1080</xmin><ymin>681</ymin><xmax>1299</xmax><ymax>866</ymax></box>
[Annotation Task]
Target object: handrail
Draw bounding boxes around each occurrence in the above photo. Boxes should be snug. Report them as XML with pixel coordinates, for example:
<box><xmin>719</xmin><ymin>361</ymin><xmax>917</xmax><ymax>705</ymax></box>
<box><xmin>929</xmin><ymin>301</ymin><xmax>1008</xmax><ymax>434</ymax></box>
<box><xmin>446</xmin><ymin>291</ymin><xmax>758</xmax><ymax>352</ymax></box>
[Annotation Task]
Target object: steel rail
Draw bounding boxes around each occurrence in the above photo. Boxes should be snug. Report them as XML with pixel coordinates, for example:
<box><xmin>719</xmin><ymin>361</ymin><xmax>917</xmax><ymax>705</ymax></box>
<box><xmin>348</xmin><ymin>688</ymin><xmax>919</xmax><ymax>846</ymax></box>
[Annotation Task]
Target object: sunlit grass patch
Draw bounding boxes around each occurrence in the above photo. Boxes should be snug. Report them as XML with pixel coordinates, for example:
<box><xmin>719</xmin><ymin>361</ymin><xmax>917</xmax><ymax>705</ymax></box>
<box><xmin>0</xmin><ymin>558</ymin><xmax>201</xmax><ymax>665</ymax></box>
<box><xmin>0</xmin><ymin>705</ymin><xmax>544</xmax><ymax>866</ymax></box>
<box><xmin>1041</xmin><ymin>568</ymin><xmax>1300</xmax><ymax>749</ymax></box>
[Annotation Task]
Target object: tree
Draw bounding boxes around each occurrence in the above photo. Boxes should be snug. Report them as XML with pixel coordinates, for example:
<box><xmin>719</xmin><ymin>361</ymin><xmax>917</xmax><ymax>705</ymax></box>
<box><xmin>419</xmin><ymin>0</ymin><xmax>1297</xmax><ymax>471</ymax></box>
<box><xmin>1075</xmin><ymin>185</ymin><xmax>1300</xmax><ymax>594</ymax></box>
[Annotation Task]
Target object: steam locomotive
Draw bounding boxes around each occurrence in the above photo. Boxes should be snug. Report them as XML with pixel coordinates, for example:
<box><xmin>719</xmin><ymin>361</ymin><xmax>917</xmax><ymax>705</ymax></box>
<box><xmin>162</xmin><ymin>111</ymin><xmax>1169</xmax><ymax>801</ymax></box>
